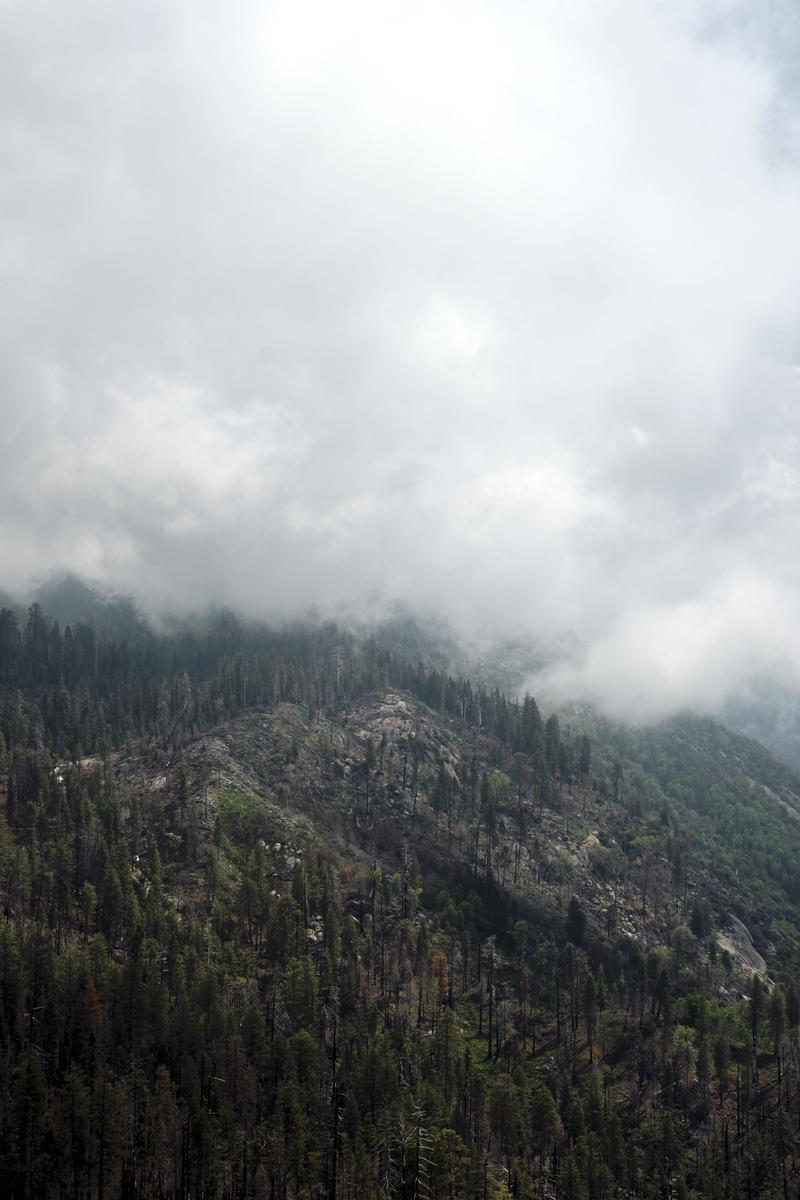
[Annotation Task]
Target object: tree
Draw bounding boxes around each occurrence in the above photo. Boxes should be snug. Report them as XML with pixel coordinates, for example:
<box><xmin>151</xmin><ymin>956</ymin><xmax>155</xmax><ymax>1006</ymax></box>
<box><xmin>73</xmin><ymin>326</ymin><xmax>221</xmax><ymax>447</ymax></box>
<box><xmin>769</xmin><ymin>984</ymin><xmax>787</xmax><ymax>1100</ymax></box>
<box><xmin>750</xmin><ymin>973</ymin><xmax>763</xmax><ymax>1062</ymax></box>
<box><xmin>280</xmin><ymin>957</ymin><xmax>320</xmax><ymax>1034</ymax></box>
<box><xmin>714</xmin><ymin>1035</ymin><xmax>730</xmax><ymax>1108</ymax></box>
<box><xmin>578</xmin><ymin>734</ymin><xmax>591</xmax><ymax>782</ymax></box>
<box><xmin>769</xmin><ymin>984</ymin><xmax>787</xmax><ymax>1058</ymax></box>
<box><xmin>488</xmin><ymin>1075</ymin><xmax>521</xmax><ymax>1156</ymax></box>
<box><xmin>544</xmin><ymin>715</ymin><xmax>561</xmax><ymax>774</ymax></box>
<box><xmin>566</xmin><ymin>896</ymin><xmax>586</xmax><ymax>948</ymax></box>
<box><xmin>432</xmin><ymin>951</ymin><xmax>449</xmax><ymax>1008</ymax></box>
<box><xmin>99</xmin><ymin>865</ymin><xmax>123</xmax><ymax>946</ymax></box>
<box><xmin>80</xmin><ymin>881</ymin><xmax>97</xmax><ymax>943</ymax></box>
<box><xmin>584</xmin><ymin>973</ymin><xmax>598</xmax><ymax>1064</ymax></box>
<box><xmin>9</xmin><ymin>1048</ymin><xmax>50</xmax><ymax>1196</ymax></box>
<box><xmin>690</xmin><ymin>900</ymin><xmax>711</xmax><ymax>941</ymax></box>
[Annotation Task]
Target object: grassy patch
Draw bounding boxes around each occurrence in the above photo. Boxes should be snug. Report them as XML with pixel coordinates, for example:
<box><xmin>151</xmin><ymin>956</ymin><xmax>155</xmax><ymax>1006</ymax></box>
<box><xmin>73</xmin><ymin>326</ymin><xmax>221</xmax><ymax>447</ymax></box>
<box><xmin>215</xmin><ymin>785</ymin><xmax>274</xmax><ymax>845</ymax></box>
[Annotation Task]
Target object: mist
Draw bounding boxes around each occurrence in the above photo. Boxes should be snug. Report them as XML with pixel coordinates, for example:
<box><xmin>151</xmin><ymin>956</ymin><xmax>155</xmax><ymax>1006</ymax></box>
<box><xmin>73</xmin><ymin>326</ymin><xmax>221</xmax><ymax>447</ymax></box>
<box><xmin>3</xmin><ymin>0</ymin><xmax>800</xmax><ymax>720</ymax></box>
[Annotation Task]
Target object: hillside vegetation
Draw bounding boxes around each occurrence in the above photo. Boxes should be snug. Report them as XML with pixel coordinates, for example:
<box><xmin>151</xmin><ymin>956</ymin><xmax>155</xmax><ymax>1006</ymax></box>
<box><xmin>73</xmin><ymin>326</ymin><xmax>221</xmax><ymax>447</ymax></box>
<box><xmin>2</xmin><ymin>599</ymin><xmax>800</xmax><ymax>1198</ymax></box>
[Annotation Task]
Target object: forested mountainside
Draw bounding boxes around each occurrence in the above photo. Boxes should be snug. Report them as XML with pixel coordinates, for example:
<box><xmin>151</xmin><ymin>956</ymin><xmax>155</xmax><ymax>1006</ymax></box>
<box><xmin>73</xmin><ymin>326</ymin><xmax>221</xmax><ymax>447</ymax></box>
<box><xmin>4</xmin><ymin>600</ymin><xmax>800</xmax><ymax>1197</ymax></box>
<box><xmin>722</xmin><ymin>683</ymin><xmax>800</xmax><ymax>775</ymax></box>
<box><xmin>368</xmin><ymin>610</ymin><xmax>800</xmax><ymax>777</ymax></box>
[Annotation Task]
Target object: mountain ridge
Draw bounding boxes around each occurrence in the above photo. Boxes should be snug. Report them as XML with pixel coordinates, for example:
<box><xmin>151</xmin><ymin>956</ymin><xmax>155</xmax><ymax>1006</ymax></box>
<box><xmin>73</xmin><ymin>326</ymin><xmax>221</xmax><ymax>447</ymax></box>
<box><xmin>3</xmin><ymin>587</ymin><xmax>800</xmax><ymax>1196</ymax></box>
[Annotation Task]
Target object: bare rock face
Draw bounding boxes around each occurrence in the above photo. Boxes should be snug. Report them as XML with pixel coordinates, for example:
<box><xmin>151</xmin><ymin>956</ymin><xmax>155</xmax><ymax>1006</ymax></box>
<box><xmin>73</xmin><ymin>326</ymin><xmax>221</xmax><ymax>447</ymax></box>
<box><xmin>717</xmin><ymin>914</ymin><xmax>768</xmax><ymax>979</ymax></box>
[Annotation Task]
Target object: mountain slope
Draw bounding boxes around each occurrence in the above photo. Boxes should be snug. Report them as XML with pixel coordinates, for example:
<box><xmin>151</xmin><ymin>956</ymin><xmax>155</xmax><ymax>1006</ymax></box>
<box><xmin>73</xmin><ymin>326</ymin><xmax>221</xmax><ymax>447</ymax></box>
<box><xmin>126</xmin><ymin>688</ymin><xmax>800</xmax><ymax>979</ymax></box>
<box><xmin>3</xmin><ymin>600</ymin><xmax>800</xmax><ymax>1197</ymax></box>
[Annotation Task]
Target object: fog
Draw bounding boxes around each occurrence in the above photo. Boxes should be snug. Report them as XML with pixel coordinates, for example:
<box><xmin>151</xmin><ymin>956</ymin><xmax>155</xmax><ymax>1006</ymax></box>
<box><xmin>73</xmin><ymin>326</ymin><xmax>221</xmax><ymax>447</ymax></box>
<box><xmin>3</xmin><ymin>0</ymin><xmax>800</xmax><ymax>720</ymax></box>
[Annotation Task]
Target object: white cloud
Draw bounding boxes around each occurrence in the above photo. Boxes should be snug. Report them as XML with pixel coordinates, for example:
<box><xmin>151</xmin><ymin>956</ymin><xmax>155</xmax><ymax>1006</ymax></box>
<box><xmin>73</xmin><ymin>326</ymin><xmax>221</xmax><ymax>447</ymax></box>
<box><xmin>538</xmin><ymin>575</ymin><xmax>800</xmax><ymax>722</ymax></box>
<box><xmin>2</xmin><ymin>0</ymin><xmax>800</xmax><ymax>715</ymax></box>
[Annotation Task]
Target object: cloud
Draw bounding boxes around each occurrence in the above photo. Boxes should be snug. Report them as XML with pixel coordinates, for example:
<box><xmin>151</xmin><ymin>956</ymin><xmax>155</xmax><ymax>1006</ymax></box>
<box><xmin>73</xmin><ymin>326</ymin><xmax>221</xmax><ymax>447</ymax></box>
<box><xmin>537</xmin><ymin>574</ymin><xmax>800</xmax><ymax>723</ymax></box>
<box><xmin>2</xmin><ymin>0</ymin><xmax>800</xmax><ymax>716</ymax></box>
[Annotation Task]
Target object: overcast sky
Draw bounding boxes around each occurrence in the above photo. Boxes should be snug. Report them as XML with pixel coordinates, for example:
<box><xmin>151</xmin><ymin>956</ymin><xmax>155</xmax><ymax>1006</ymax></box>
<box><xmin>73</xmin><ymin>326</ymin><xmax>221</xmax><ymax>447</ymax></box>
<box><xmin>3</xmin><ymin>0</ymin><xmax>800</xmax><ymax>717</ymax></box>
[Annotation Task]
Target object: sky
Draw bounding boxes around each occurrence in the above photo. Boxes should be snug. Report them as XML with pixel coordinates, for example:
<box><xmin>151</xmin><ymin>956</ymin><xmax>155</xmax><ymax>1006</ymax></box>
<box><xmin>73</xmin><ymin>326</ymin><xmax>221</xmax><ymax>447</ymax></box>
<box><xmin>3</xmin><ymin>0</ymin><xmax>800</xmax><ymax>719</ymax></box>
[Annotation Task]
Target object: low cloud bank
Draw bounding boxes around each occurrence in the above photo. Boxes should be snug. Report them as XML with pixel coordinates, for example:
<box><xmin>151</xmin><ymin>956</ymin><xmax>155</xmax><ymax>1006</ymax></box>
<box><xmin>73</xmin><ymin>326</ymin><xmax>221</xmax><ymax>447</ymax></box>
<box><xmin>3</xmin><ymin>2</ymin><xmax>800</xmax><ymax>722</ymax></box>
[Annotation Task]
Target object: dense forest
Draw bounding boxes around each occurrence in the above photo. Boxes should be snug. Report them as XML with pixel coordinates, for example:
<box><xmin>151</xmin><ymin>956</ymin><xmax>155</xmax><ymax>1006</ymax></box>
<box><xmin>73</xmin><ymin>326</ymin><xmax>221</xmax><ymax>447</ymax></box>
<box><xmin>2</xmin><ymin>595</ymin><xmax>800</xmax><ymax>1198</ymax></box>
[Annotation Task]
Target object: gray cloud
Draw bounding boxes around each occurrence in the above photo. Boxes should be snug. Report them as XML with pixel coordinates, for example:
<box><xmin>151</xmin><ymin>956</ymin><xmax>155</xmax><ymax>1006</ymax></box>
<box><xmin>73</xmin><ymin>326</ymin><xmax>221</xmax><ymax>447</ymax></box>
<box><xmin>3</xmin><ymin>0</ymin><xmax>800</xmax><ymax>716</ymax></box>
